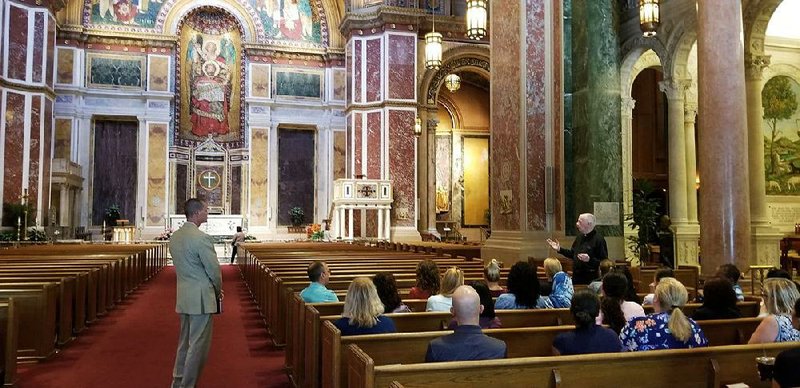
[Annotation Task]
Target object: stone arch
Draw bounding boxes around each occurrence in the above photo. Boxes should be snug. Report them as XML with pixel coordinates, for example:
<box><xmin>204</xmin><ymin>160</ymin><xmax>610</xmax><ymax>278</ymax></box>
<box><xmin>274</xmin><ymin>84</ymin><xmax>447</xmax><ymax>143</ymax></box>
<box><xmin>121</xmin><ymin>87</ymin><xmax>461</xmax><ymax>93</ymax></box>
<box><xmin>419</xmin><ymin>45</ymin><xmax>490</xmax><ymax>107</ymax></box>
<box><xmin>670</xmin><ymin>28</ymin><xmax>699</xmax><ymax>105</ymax></box>
<box><xmin>763</xmin><ymin>63</ymin><xmax>800</xmax><ymax>84</ymax></box>
<box><xmin>743</xmin><ymin>0</ymin><xmax>785</xmax><ymax>57</ymax></box>
<box><xmin>161</xmin><ymin>0</ymin><xmax>265</xmax><ymax>42</ymax></box>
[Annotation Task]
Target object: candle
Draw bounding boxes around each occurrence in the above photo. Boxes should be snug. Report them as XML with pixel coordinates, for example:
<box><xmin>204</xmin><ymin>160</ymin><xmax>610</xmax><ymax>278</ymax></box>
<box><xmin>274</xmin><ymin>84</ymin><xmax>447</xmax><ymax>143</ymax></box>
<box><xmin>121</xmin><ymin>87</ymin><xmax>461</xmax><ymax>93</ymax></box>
<box><xmin>17</xmin><ymin>216</ymin><xmax>20</xmax><ymax>226</ymax></box>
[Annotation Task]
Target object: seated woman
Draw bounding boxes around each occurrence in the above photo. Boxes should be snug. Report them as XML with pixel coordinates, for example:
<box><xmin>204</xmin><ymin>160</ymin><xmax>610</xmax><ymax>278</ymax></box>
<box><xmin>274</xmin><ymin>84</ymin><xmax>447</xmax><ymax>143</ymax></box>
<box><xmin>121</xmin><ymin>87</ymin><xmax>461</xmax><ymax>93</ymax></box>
<box><xmin>543</xmin><ymin>258</ymin><xmax>574</xmax><ymax>308</ymax></box>
<box><xmin>373</xmin><ymin>272</ymin><xmax>411</xmax><ymax>313</ymax></box>
<box><xmin>597</xmin><ymin>271</ymin><xmax>645</xmax><ymax>334</ymax></box>
<box><xmin>642</xmin><ymin>267</ymin><xmax>675</xmax><ymax>305</ymax></box>
<box><xmin>408</xmin><ymin>259</ymin><xmax>440</xmax><ymax>299</ymax></box>
<box><xmin>426</xmin><ymin>267</ymin><xmax>464</xmax><ymax>312</ymax></box>
<box><xmin>588</xmin><ymin>259</ymin><xmax>615</xmax><ymax>295</ymax></box>
<box><xmin>553</xmin><ymin>290</ymin><xmax>622</xmax><ymax>355</ymax></box>
<box><xmin>620</xmin><ymin>277</ymin><xmax>708</xmax><ymax>351</ymax></box>
<box><xmin>748</xmin><ymin>278</ymin><xmax>800</xmax><ymax>344</ymax></box>
<box><xmin>692</xmin><ymin>277</ymin><xmax>741</xmax><ymax>321</ymax></box>
<box><xmin>495</xmin><ymin>261</ymin><xmax>553</xmax><ymax>309</ymax></box>
<box><xmin>334</xmin><ymin>277</ymin><xmax>397</xmax><ymax>336</ymax></box>
<box><xmin>617</xmin><ymin>266</ymin><xmax>642</xmax><ymax>304</ymax></box>
<box><xmin>449</xmin><ymin>281</ymin><xmax>502</xmax><ymax>329</ymax></box>
<box><xmin>484</xmin><ymin>259</ymin><xmax>506</xmax><ymax>297</ymax></box>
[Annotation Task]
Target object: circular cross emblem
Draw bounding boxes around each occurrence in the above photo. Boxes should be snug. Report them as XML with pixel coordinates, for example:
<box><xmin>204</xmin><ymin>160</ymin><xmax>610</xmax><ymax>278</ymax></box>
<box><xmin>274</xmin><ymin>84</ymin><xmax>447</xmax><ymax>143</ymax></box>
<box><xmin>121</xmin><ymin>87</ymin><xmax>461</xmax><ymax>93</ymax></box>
<box><xmin>198</xmin><ymin>170</ymin><xmax>221</xmax><ymax>191</ymax></box>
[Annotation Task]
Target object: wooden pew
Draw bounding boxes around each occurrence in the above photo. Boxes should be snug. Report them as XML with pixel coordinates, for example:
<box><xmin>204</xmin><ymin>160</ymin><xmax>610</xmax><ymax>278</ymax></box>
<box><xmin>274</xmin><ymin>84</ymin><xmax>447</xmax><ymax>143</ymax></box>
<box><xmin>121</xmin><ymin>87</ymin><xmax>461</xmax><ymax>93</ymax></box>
<box><xmin>0</xmin><ymin>285</ymin><xmax>57</xmax><ymax>360</ymax></box>
<box><xmin>347</xmin><ymin>341</ymin><xmax>800</xmax><ymax>388</ymax></box>
<box><xmin>0</xmin><ymin>298</ymin><xmax>19</xmax><ymax>387</ymax></box>
<box><xmin>322</xmin><ymin>317</ymin><xmax>763</xmax><ymax>388</ymax></box>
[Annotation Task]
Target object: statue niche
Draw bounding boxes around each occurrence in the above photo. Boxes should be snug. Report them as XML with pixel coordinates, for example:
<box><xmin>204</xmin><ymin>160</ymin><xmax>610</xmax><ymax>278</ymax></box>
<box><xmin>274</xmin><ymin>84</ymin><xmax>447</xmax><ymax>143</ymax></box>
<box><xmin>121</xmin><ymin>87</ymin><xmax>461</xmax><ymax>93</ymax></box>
<box><xmin>176</xmin><ymin>8</ymin><xmax>244</xmax><ymax>148</ymax></box>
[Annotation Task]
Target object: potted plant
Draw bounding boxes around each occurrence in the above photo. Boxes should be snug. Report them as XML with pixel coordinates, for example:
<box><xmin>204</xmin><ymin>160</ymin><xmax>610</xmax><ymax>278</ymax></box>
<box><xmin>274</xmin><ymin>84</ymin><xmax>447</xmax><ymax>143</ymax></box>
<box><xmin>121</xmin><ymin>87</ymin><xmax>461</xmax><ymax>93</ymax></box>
<box><xmin>289</xmin><ymin>206</ymin><xmax>305</xmax><ymax>227</ymax></box>
<box><xmin>625</xmin><ymin>180</ymin><xmax>662</xmax><ymax>265</ymax></box>
<box><xmin>104</xmin><ymin>204</ymin><xmax>121</xmax><ymax>227</ymax></box>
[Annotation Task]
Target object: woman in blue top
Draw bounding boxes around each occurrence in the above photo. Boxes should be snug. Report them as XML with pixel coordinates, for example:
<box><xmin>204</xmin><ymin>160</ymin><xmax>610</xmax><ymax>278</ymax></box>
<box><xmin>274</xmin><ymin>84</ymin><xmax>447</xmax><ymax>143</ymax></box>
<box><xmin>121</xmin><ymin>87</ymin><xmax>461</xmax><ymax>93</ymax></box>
<box><xmin>748</xmin><ymin>278</ymin><xmax>800</xmax><ymax>344</ymax></box>
<box><xmin>495</xmin><ymin>261</ymin><xmax>553</xmax><ymax>309</ymax></box>
<box><xmin>619</xmin><ymin>277</ymin><xmax>708</xmax><ymax>351</ymax></box>
<box><xmin>334</xmin><ymin>277</ymin><xmax>397</xmax><ymax>336</ymax></box>
<box><xmin>544</xmin><ymin>258</ymin><xmax>574</xmax><ymax>308</ymax></box>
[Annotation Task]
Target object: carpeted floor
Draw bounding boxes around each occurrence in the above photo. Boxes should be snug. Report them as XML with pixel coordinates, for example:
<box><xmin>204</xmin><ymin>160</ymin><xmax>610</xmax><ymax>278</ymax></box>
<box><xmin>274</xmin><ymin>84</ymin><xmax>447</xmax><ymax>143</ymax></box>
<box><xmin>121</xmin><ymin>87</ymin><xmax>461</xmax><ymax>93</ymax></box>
<box><xmin>16</xmin><ymin>265</ymin><xmax>290</xmax><ymax>388</ymax></box>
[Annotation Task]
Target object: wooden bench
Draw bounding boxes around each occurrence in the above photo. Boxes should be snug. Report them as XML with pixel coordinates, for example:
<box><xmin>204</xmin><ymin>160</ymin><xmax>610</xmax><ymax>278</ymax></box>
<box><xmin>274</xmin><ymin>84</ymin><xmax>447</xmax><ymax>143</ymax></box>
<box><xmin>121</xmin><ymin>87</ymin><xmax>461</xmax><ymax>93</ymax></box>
<box><xmin>0</xmin><ymin>298</ymin><xmax>19</xmax><ymax>387</ymax></box>
<box><xmin>0</xmin><ymin>285</ymin><xmax>57</xmax><ymax>360</ymax></box>
<box><xmin>347</xmin><ymin>341</ymin><xmax>800</xmax><ymax>388</ymax></box>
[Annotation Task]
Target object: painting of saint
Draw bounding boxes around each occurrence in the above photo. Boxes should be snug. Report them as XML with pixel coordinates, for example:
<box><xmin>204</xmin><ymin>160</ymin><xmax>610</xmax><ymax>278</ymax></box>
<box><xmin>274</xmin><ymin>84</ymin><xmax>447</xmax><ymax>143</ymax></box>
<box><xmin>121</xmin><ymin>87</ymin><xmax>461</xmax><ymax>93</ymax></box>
<box><xmin>90</xmin><ymin>0</ymin><xmax>164</xmax><ymax>28</ymax></box>
<box><xmin>252</xmin><ymin>0</ymin><xmax>323</xmax><ymax>44</ymax></box>
<box><xmin>186</xmin><ymin>35</ymin><xmax>236</xmax><ymax>136</ymax></box>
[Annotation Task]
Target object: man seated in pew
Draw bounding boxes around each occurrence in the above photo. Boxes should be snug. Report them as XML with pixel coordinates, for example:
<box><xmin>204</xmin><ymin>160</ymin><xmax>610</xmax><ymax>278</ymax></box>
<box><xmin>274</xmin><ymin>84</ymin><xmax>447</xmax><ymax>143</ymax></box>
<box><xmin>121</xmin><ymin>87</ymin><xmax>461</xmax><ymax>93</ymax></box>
<box><xmin>691</xmin><ymin>277</ymin><xmax>741</xmax><ymax>321</ymax></box>
<box><xmin>408</xmin><ymin>259</ymin><xmax>440</xmax><ymax>299</ymax></box>
<box><xmin>543</xmin><ymin>258</ymin><xmax>574</xmax><ymax>308</ymax></box>
<box><xmin>748</xmin><ymin>278</ymin><xmax>800</xmax><ymax>344</ymax></box>
<box><xmin>448</xmin><ymin>281</ymin><xmax>501</xmax><ymax>329</ymax></box>
<box><xmin>300</xmin><ymin>261</ymin><xmax>338</xmax><ymax>303</ymax></box>
<box><xmin>484</xmin><ymin>259</ymin><xmax>506</xmax><ymax>297</ymax></box>
<box><xmin>597</xmin><ymin>271</ymin><xmax>645</xmax><ymax>334</ymax></box>
<box><xmin>425</xmin><ymin>285</ymin><xmax>507</xmax><ymax>362</ymax></box>
<box><xmin>716</xmin><ymin>264</ymin><xmax>745</xmax><ymax>302</ymax></box>
<box><xmin>642</xmin><ymin>267</ymin><xmax>674</xmax><ymax>305</ymax></box>
<box><xmin>553</xmin><ymin>290</ymin><xmax>621</xmax><ymax>355</ymax></box>
<box><xmin>170</xmin><ymin>198</ymin><xmax>223</xmax><ymax>388</ymax></box>
<box><xmin>545</xmin><ymin>213</ymin><xmax>608</xmax><ymax>284</ymax></box>
<box><xmin>334</xmin><ymin>278</ymin><xmax>397</xmax><ymax>336</ymax></box>
<box><xmin>496</xmin><ymin>261</ymin><xmax>553</xmax><ymax>309</ymax></box>
<box><xmin>426</xmin><ymin>267</ymin><xmax>464</xmax><ymax>312</ymax></box>
<box><xmin>373</xmin><ymin>273</ymin><xmax>411</xmax><ymax>313</ymax></box>
<box><xmin>620</xmin><ymin>278</ymin><xmax>708</xmax><ymax>351</ymax></box>
<box><xmin>587</xmin><ymin>259</ymin><xmax>615</xmax><ymax>295</ymax></box>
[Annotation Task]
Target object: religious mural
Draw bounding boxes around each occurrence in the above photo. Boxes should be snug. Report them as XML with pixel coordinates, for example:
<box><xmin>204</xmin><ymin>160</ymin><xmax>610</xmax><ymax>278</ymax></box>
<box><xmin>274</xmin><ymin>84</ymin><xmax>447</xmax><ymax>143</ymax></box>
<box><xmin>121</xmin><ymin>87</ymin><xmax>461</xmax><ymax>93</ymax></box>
<box><xmin>274</xmin><ymin>69</ymin><xmax>322</xmax><ymax>99</ymax></box>
<box><xmin>763</xmin><ymin>75</ymin><xmax>800</xmax><ymax>195</ymax></box>
<box><xmin>86</xmin><ymin>53</ymin><xmax>145</xmax><ymax>88</ymax></box>
<box><xmin>250</xmin><ymin>0</ymin><xmax>322</xmax><ymax>44</ymax></box>
<box><xmin>89</xmin><ymin>0</ymin><xmax>165</xmax><ymax>28</ymax></box>
<box><xmin>177</xmin><ymin>9</ymin><xmax>243</xmax><ymax>146</ymax></box>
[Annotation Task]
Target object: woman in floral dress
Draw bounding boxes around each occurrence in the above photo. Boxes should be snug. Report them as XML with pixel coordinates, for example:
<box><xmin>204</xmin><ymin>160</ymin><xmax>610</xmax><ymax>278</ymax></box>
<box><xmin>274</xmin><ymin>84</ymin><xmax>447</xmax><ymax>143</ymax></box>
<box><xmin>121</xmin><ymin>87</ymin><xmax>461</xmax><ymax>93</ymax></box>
<box><xmin>619</xmin><ymin>277</ymin><xmax>708</xmax><ymax>351</ymax></box>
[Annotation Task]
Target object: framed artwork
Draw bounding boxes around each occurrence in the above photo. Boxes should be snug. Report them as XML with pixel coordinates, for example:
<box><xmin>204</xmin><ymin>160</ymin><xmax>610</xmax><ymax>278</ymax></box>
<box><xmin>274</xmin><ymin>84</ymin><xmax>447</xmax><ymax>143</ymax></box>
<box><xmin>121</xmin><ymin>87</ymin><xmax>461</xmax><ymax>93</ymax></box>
<box><xmin>248</xmin><ymin>0</ymin><xmax>323</xmax><ymax>44</ymax></box>
<box><xmin>86</xmin><ymin>52</ymin><xmax>145</xmax><ymax>89</ymax></box>
<box><xmin>147</xmin><ymin>55</ymin><xmax>170</xmax><ymax>92</ymax></box>
<box><xmin>250</xmin><ymin>63</ymin><xmax>271</xmax><ymax>98</ymax></box>
<box><xmin>56</xmin><ymin>47</ymin><xmax>75</xmax><ymax>85</ymax></box>
<box><xmin>273</xmin><ymin>69</ymin><xmax>323</xmax><ymax>100</ymax></box>
<box><xmin>331</xmin><ymin>68</ymin><xmax>346</xmax><ymax>101</ymax></box>
<box><xmin>88</xmin><ymin>0</ymin><xmax>165</xmax><ymax>29</ymax></box>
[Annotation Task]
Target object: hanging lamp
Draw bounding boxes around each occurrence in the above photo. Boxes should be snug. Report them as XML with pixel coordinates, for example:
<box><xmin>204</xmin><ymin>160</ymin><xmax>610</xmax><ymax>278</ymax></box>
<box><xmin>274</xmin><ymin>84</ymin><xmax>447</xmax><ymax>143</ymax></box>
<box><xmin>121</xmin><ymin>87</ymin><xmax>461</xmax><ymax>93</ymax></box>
<box><xmin>465</xmin><ymin>0</ymin><xmax>487</xmax><ymax>40</ymax></box>
<box><xmin>424</xmin><ymin>2</ymin><xmax>442</xmax><ymax>69</ymax></box>
<box><xmin>639</xmin><ymin>0</ymin><xmax>660</xmax><ymax>37</ymax></box>
<box><xmin>444</xmin><ymin>74</ymin><xmax>461</xmax><ymax>92</ymax></box>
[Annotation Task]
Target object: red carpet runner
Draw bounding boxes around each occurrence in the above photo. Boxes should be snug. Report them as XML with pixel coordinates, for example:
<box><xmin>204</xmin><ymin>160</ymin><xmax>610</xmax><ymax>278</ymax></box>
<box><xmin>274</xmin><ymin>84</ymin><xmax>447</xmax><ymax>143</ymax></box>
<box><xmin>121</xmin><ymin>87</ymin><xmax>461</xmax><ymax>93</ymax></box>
<box><xmin>16</xmin><ymin>265</ymin><xmax>290</xmax><ymax>387</ymax></box>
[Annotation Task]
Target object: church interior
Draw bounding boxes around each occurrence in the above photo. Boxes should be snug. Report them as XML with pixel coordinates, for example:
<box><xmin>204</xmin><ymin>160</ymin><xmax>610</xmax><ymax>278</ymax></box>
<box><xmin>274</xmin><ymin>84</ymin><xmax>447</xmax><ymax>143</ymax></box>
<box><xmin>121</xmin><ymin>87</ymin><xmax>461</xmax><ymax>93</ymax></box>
<box><xmin>1</xmin><ymin>0</ymin><xmax>800</xmax><ymax>386</ymax></box>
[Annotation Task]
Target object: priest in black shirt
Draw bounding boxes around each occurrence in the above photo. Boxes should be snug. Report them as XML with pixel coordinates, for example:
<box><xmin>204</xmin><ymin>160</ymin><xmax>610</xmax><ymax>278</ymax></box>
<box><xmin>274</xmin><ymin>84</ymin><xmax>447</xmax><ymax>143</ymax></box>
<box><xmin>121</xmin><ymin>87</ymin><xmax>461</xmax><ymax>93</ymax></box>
<box><xmin>546</xmin><ymin>213</ymin><xmax>608</xmax><ymax>285</ymax></box>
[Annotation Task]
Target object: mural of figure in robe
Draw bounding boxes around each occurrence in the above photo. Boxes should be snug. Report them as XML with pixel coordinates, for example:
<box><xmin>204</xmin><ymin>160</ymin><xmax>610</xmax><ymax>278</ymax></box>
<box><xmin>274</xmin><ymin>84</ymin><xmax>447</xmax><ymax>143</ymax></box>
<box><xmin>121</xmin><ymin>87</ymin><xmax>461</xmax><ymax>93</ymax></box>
<box><xmin>187</xmin><ymin>35</ymin><xmax>236</xmax><ymax>136</ymax></box>
<box><xmin>252</xmin><ymin>0</ymin><xmax>321</xmax><ymax>43</ymax></box>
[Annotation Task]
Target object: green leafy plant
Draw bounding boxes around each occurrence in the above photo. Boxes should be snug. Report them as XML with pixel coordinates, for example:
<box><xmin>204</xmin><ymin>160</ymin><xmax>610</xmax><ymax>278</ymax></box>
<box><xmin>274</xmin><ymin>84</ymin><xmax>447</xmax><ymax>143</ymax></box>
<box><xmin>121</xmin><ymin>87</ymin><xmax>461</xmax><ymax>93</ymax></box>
<box><xmin>104</xmin><ymin>204</ymin><xmax>121</xmax><ymax>226</ymax></box>
<box><xmin>26</xmin><ymin>228</ymin><xmax>47</xmax><ymax>242</ymax></box>
<box><xmin>2</xmin><ymin>202</ymin><xmax>36</xmax><ymax>227</ymax></box>
<box><xmin>625</xmin><ymin>180</ymin><xmax>662</xmax><ymax>264</ymax></box>
<box><xmin>289</xmin><ymin>206</ymin><xmax>305</xmax><ymax>227</ymax></box>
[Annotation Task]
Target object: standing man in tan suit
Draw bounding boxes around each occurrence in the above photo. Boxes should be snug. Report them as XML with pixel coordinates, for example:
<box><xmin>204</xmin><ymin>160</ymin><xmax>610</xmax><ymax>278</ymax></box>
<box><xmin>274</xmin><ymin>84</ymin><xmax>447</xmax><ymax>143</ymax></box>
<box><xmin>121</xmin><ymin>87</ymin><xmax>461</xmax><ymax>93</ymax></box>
<box><xmin>170</xmin><ymin>198</ymin><xmax>223</xmax><ymax>388</ymax></box>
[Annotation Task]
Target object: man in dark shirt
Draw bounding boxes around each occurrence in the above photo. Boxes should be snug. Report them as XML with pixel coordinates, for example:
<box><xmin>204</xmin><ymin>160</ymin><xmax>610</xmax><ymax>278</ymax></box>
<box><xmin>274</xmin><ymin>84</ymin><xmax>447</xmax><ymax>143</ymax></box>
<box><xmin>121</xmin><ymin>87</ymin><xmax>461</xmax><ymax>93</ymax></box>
<box><xmin>425</xmin><ymin>285</ymin><xmax>506</xmax><ymax>362</ymax></box>
<box><xmin>546</xmin><ymin>213</ymin><xmax>608</xmax><ymax>285</ymax></box>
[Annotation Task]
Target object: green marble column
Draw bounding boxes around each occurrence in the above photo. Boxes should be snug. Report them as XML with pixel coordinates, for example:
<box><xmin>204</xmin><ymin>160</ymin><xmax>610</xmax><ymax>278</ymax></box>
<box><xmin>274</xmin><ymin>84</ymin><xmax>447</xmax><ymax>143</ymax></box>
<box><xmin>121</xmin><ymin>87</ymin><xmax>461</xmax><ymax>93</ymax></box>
<box><xmin>568</xmin><ymin>0</ymin><xmax>623</xmax><ymax>236</ymax></box>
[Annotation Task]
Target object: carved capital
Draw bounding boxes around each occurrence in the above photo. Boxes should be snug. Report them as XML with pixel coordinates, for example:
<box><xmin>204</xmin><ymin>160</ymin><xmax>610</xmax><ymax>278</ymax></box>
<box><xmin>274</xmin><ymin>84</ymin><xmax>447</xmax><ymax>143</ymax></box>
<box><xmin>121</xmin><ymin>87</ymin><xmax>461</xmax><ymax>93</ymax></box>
<box><xmin>658</xmin><ymin>78</ymin><xmax>690</xmax><ymax>101</ymax></box>
<box><xmin>684</xmin><ymin>102</ymin><xmax>698</xmax><ymax>123</ymax></box>
<box><xmin>744</xmin><ymin>54</ymin><xmax>771</xmax><ymax>81</ymax></box>
<box><xmin>621</xmin><ymin>97</ymin><xmax>636</xmax><ymax>112</ymax></box>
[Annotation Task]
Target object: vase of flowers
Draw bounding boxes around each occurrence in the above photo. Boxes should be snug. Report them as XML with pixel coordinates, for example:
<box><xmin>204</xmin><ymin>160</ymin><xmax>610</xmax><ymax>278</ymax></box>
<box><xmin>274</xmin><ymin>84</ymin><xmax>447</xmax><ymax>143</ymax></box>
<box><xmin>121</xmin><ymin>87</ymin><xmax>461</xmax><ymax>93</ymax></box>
<box><xmin>306</xmin><ymin>223</ymin><xmax>324</xmax><ymax>241</ymax></box>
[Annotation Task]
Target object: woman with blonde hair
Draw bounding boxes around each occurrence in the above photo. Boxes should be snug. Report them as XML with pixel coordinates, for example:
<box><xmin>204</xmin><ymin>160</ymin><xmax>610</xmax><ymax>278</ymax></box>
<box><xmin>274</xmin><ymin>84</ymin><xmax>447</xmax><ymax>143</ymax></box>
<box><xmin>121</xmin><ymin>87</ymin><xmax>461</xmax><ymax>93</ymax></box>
<box><xmin>426</xmin><ymin>267</ymin><xmax>464</xmax><ymax>311</ymax></box>
<box><xmin>543</xmin><ymin>258</ymin><xmax>574</xmax><ymax>308</ymax></box>
<box><xmin>484</xmin><ymin>259</ymin><xmax>506</xmax><ymax>297</ymax></box>
<box><xmin>748</xmin><ymin>278</ymin><xmax>800</xmax><ymax>343</ymax></box>
<box><xmin>333</xmin><ymin>278</ymin><xmax>397</xmax><ymax>336</ymax></box>
<box><xmin>619</xmin><ymin>277</ymin><xmax>708</xmax><ymax>351</ymax></box>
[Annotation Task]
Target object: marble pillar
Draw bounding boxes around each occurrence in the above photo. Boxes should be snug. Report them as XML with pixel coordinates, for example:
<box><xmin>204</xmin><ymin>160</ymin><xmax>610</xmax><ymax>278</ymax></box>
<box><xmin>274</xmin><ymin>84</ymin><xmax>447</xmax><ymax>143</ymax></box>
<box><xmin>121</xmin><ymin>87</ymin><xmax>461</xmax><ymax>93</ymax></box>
<box><xmin>745</xmin><ymin>54</ymin><xmax>782</xmax><ymax>267</ymax></box>
<box><xmin>485</xmin><ymin>0</ymin><xmax>562</xmax><ymax>262</ymax></box>
<box><xmin>680</xmin><ymin>103</ymin><xmax>701</xmax><ymax>267</ymax></box>
<box><xmin>697</xmin><ymin>0</ymin><xmax>751</xmax><ymax>274</ymax></box>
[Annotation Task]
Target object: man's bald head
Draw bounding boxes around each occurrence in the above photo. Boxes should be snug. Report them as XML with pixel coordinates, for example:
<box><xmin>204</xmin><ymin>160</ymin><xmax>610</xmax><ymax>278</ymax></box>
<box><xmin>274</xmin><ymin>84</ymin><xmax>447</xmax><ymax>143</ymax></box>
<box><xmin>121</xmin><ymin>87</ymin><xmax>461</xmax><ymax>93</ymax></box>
<box><xmin>451</xmin><ymin>285</ymin><xmax>482</xmax><ymax>326</ymax></box>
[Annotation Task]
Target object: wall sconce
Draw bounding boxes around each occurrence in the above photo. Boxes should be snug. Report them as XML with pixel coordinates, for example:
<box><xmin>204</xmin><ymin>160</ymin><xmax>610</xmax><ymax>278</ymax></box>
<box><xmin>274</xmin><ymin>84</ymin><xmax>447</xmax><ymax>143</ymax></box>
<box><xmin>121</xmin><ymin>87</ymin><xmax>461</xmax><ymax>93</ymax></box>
<box><xmin>639</xmin><ymin>0</ymin><xmax>660</xmax><ymax>37</ymax></box>
<box><xmin>466</xmin><ymin>0</ymin><xmax>487</xmax><ymax>40</ymax></box>
<box><xmin>444</xmin><ymin>74</ymin><xmax>461</xmax><ymax>92</ymax></box>
<box><xmin>414</xmin><ymin>117</ymin><xmax>422</xmax><ymax>136</ymax></box>
<box><xmin>695</xmin><ymin>174</ymin><xmax>700</xmax><ymax>190</ymax></box>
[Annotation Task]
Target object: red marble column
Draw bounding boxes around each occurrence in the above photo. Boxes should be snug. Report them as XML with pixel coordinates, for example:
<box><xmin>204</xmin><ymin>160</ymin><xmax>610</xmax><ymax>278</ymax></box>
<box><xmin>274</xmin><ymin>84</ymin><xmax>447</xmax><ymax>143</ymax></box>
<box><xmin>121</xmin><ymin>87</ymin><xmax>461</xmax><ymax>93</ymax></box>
<box><xmin>0</xmin><ymin>1</ymin><xmax>59</xmax><ymax>226</ymax></box>
<box><xmin>344</xmin><ymin>19</ymin><xmax>419</xmax><ymax>240</ymax></box>
<box><xmin>697</xmin><ymin>0</ymin><xmax>751</xmax><ymax>273</ymax></box>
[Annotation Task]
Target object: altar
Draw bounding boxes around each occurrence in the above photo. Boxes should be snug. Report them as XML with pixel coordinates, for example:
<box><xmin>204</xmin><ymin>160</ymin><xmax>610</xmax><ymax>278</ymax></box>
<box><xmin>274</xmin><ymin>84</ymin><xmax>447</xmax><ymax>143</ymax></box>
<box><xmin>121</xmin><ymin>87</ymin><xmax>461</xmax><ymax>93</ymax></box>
<box><xmin>169</xmin><ymin>214</ymin><xmax>243</xmax><ymax>237</ymax></box>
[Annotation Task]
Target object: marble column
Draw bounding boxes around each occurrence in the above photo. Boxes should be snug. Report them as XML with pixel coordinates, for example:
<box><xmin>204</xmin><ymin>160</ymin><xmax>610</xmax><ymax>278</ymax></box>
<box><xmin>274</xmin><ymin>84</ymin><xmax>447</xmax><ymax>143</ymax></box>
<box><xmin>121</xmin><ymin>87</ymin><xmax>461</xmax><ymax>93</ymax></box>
<box><xmin>659</xmin><ymin>79</ymin><xmax>690</xmax><ymax>225</ymax></box>
<box><xmin>341</xmin><ymin>9</ymin><xmax>420</xmax><ymax>241</ymax></box>
<box><xmin>59</xmin><ymin>184</ymin><xmax>70</xmax><ymax>227</ymax></box>
<box><xmin>697</xmin><ymin>0</ymin><xmax>751</xmax><ymax>274</ymax></box>
<box><xmin>745</xmin><ymin>54</ymin><xmax>782</xmax><ymax>267</ymax></box>
<box><xmin>485</xmin><ymin>0</ymin><xmax>563</xmax><ymax>262</ymax></box>
<box><xmin>425</xmin><ymin>115</ymin><xmax>438</xmax><ymax>237</ymax></box>
<box><xmin>678</xmin><ymin>103</ymin><xmax>701</xmax><ymax>267</ymax></box>
<box><xmin>621</xmin><ymin>97</ymin><xmax>637</xmax><ymax>260</ymax></box>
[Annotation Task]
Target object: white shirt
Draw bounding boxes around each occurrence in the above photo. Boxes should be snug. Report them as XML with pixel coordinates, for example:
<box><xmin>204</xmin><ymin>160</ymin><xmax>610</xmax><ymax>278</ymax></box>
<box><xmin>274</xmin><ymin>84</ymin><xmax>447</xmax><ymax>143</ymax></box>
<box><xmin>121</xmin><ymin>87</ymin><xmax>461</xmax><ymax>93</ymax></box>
<box><xmin>426</xmin><ymin>294</ymin><xmax>453</xmax><ymax>312</ymax></box>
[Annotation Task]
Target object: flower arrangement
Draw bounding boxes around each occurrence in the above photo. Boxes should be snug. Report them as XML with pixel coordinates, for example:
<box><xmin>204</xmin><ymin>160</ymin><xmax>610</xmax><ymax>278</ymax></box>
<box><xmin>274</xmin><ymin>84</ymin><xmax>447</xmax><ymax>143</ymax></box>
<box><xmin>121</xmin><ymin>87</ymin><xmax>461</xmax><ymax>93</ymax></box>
<box><xmin>306</xmin><ymin>223</ymin><xmax>324</xmax><ymax>241</ymax></box>
<box><xmin>155</xmin><ymin>228</ymin><xmax>174</xmax><ymax>241</ymax></box>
